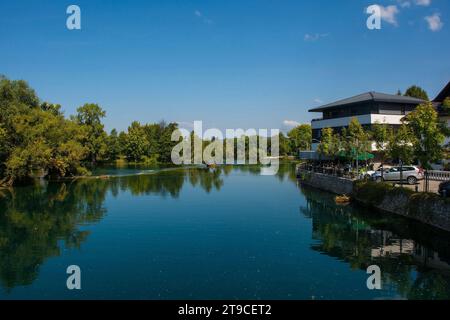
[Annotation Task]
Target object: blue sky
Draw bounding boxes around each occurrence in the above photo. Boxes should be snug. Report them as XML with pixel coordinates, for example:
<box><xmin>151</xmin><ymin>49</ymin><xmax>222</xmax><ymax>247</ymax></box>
<box><xmin>1</xmin><ymin>0</ymin><xmax>449</xmax><ymax>133</ymax></box>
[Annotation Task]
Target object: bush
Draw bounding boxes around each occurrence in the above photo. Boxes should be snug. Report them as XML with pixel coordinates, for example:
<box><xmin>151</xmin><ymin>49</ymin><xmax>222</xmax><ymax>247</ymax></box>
<box><xmin>353</xmin><ymin>181</ymin><xmax>413</xmax><ymax>206</ymax></box>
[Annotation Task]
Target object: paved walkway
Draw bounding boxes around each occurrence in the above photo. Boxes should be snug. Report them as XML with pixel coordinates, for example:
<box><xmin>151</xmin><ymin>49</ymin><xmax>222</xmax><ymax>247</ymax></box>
<box><xmin>394</xmin><ymin>180</ymin><xmax>441</xmax><ymax>194</ymax></box>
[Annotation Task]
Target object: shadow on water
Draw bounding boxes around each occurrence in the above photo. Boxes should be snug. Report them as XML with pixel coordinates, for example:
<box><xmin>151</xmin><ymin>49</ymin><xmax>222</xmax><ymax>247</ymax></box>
<box><xmin>299</xmin><ymin>185</ymin><xmax>450</xmax><ymax>299</ymax></box>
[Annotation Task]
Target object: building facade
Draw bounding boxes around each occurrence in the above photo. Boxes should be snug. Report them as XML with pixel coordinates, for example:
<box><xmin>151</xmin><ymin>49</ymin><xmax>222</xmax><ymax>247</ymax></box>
<box><xmin>309</xmin><ymin>92</ymin><xmax>425</xmax><ymax>151</ymax></box>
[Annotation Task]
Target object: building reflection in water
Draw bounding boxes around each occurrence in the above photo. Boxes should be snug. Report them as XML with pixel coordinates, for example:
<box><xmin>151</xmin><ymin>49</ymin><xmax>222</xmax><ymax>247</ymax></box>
<box><xmin>299</xmin><ymin>185</ymin><xmax>450</xmax><ymax>299</ymax></box>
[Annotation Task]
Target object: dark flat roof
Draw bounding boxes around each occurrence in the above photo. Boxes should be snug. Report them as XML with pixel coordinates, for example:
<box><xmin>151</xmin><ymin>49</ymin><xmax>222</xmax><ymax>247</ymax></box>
<box><xmin>309</xmin><ymin>91</ymin><xmax>425</xmax><ymax>113</ymax></box>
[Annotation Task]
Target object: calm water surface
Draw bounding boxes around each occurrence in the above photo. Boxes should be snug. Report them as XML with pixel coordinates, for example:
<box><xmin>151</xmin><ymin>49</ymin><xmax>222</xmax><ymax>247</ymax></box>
<box><xmin>1</xmin><ymin>164</ymin><xmax>450</xmax><ymax>300</ymax></box>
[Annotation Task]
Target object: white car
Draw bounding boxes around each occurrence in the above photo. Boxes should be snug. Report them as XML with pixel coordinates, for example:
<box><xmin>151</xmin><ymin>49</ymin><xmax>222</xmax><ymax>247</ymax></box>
<box><xmin>372</xmin><ymin>166</ymin><xmax>424</xmax><ymax>185</ymax></box>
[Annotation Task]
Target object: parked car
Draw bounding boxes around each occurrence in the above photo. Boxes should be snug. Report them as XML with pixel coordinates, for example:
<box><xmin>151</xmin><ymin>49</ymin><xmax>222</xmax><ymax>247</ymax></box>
<box><xmin>439</xmin><ymin>181</ymin><xmax>450</xmax><ymax>197</ymax></box>
<box><xmin>372</xmin><ymin>166</ymin><xmax>424</xmax><ymax>185</ymax></box>
<box><xmin>365</xmin><ymin>167</ymin><xmax>391</xmax><ymax>179</ymax></box>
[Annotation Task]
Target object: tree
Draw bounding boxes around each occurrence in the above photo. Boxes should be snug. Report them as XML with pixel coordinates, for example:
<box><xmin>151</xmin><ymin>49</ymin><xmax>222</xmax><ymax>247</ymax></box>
<box><xmin>144</xmin><ymin>123</ymin><xmax>163</xmax><ymax>158</ymax></box>
<box><xmin>106</xmin><ymin>129</ymin><xmax>121</xmax><ymax>161</ymax></box>
<box><xmin>443</xmin><ymin>97</ymin><xmax>450</xmax><ymax>114</ymax></box>
<box><xmin>0</xmin><ymin>76</ymin><xmax>88</xmax><ymax>184</ymax></box>
<box><xmin>75</xmin><ymin>103</ymin><xmax>107</xmax><ymax>164</ymax></box>
<box><xmin>40</xmin><ymin>102</ymin><xmax>62</xmax><ymax>116</ymax></box>
<box><xmin>387</xmin><ymin>124</ymin><xmax>415</xmax><ymax>165</ymax></box>
<box><xmin>404</xmin><ymin>85</ymin><xmax>429</xmax><ymax>101</ymax></box>
<box><xmin>345</xmin><ymin>117</ymin><xmax>371</xmax><ymax>160</ymax></box>
<box><xmin>287</xmin><ymin>124</ymin><xmax>312</xmax><ymax>154</ymax></box>
<box><xmin>403</xmin><ymin>102</ymin><xmax>447</xmax><ymax>168</ymax></box>
<box><xmin>331</xmin><ymin>133</ymin><xmax>344</xmax><ymax>158</ymax></box>
<box><xmin>158</xmin><ymin>122</ymin><xmax>179</xmax><ymax>163</ymax></box>
<box><xmin>278</xmin><ymin>132</ymin><xmax>290</xmax><ymax>156</ymax></box>
<box><xmin>371</xmin><ymin>122</ymin><xmax>392</xmax><ymax>164</ymax></box>
<box><xmin>0</xmin><ymin>77</ymin><xmax>40</xmax><ymax>178</ymax></box>
<box><xmin>317</xmin><ymin>128</ymin><xmax>334</xmax><ymax>158</ymax></box>
<box><xmin>4</xmin><ymin>108</ymin><xmax>87</xmax><ymax>183</ymax></box>
<box><xmin>123</xmin><ymin>122</ymin><xmax>149</xmax><ymax>162</ymax></box>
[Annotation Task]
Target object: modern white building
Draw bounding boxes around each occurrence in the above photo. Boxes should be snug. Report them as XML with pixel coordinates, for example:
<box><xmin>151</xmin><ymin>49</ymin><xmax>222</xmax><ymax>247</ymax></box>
<box><xmin>308</xmin><ymin>92</ymin><xmax>425</xmax><ymax>151</ymax></box>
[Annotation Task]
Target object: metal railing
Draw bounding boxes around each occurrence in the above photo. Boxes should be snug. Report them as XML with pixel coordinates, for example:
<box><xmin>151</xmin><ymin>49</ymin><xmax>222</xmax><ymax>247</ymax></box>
<box><xmin>426</xmin><ymin>170</ymin><xmax>450</xmax><ymax>182</ymax></box>
<box><xmin>296</xmin><ymin>163</ymin><xmax>362</xmax><ymax>180</ymax></box>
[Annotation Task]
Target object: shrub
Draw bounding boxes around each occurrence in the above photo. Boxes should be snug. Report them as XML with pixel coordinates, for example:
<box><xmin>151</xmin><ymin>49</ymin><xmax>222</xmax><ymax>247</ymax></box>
<box><xmin>353</xmin><ymin>181</ymin><xmax>413</xmax><ymax>206</ymax></box>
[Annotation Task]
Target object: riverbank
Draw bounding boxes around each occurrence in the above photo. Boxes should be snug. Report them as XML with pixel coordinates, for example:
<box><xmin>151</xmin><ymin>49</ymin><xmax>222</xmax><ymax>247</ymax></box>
<box><xmin>297</xmin><ymin>168</ymin><xmax>450</xmax><ymax>232</ymax></box>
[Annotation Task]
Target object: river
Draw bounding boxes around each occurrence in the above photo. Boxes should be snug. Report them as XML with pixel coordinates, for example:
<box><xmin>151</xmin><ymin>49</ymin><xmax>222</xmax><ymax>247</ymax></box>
<box><xmin>0</xmin><ymin>163</ymin><xmax>449</xmax><ymax>299</ymax></box>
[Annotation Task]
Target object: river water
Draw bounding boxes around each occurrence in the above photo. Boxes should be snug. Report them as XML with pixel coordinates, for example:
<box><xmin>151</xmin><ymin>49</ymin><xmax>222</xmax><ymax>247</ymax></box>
<box><xmin>0</xmin><ymin>163</ymin><xmax>449</xmax><ymax>299</ymax></box>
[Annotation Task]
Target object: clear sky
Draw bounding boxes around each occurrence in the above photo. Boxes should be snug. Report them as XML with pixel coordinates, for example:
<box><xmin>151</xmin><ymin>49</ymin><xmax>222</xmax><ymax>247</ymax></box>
<box><xmin>1</xmin><ymin>0</ymin><xmax>449</xmax><ymax>133</ymax></box>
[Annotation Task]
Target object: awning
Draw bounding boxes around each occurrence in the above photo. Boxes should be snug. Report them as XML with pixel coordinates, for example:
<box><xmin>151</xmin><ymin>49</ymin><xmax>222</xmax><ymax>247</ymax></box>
<box><xmin>338</xmin><ymin>149</ymin><xmax>374</xmax><ymax>161</ymax></box>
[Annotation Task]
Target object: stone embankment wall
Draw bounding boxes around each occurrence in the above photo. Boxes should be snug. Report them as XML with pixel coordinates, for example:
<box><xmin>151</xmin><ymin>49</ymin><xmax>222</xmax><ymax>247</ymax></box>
<box><xmin>297</xmin><ymin>168</ymin><xmax>450</xmax><ymax>232</ymax></box>
<box><xmin>296</xmin><ymin>169</ymin><xmax>354</xmax><ymax>195</ymax></box>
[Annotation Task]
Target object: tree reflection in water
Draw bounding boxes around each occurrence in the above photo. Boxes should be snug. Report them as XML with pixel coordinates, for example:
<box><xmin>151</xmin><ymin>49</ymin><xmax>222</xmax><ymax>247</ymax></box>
<box><xmin>2</xmin><ymin>163</ymin><xmax>449</xmax><ymax>299</ymax></box>
<box><xmin>0</xmin><ymin>166</ymin><xmax>232</xmax><ymax>291</ymax></box>
<box><xmin>299</xmin><ymin>185</ymin><xmax>450</xmax><ymax>299</ymax></box>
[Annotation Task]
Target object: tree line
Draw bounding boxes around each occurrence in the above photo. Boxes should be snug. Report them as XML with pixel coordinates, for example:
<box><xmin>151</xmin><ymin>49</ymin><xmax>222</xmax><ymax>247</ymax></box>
<box><xmin>0</xmin><ymin>75</ymin><xmax>318</xmax><ymax>186</ymax></box>
<box><xmin>0</xmin><ymin>76</ymin><xmax>181</xmax><ymax>185</ymax></box>
<box><xmin>0</xmin><ymin>75</ymin><xmax>313</xmax><ymax>185</ymax></box>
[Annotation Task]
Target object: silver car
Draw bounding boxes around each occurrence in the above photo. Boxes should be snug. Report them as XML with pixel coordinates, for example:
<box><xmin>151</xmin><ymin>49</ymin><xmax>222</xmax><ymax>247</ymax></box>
<box><xmin>373</xmin><ymin>166</ymin><xmax>424</xmax><ymax>185</ymax></box>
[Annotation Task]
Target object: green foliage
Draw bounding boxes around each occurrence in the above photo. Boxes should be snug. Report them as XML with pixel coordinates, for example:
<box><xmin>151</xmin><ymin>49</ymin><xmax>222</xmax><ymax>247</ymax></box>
<box><xmin>353</xmin><ymin>181</ymin><xmax>413</xmax><ymax>207</ymax></box>
<box><xmin>370</xmin><ymin>122</ymin><xmax>392</xmax><ymax>162</ymax></box>
<box><xmin>119</xmin><ymin>121</ymin><xmax>179</xmax><ymax>163</ymax></box>
<box><xmin>287</xmin><ymin>124</ymin><xmax>312</xmax><ymax>154</ymax></box>
<box><xmin>342</xmin><ymin>118</ymin><xmax>372</xmax><ymax>160</ymax></box>
<box><xmin>5</xmin><ymin>108</ymin><xmax>87</xmax><ymax>181</ymax></box>
<box><xmin>123</xmin><ymin>122</ymin><xmax>150</xmax><ymax>162</ymax></box>
<box><xmin>157</xmin><ymin>122</ymin><xmax>179</xmax><ymax>163</ymax></box>
<box><xmin>387</xmin><ymin>124</ymin><xmax>415</xmax><ymax>164</ymax></box>
<box><xmin>403</xmin><ymin>102</ymin><xmax>446</xmax><ymax>168</ymax></box>
<box><xmin>278</xmin><ymin>132</ymin><xmax>290</xmax><ymax>156</ymax></box>
<box><xmin>75</xmin><ymin>103</ymin><xmax>108</xmax><ymax>163</ymax></box>
<box><xmin>105</xmin><ymin>129</ymin><xmax>121</xmax><ymax>161</ymax></box>
<box><xmin>0</xmin><ymin>76</ymin><xmax>89</xmax><ymax>184</ymax></box>
<box><xmin>443</xmin><ymin>97</ymin><xmax>450</xmax><ymax>113</ymax></box>
<box><xmin>317</xmin><ymin>128</ymin><xmax>334</xmax><ymax>157</ymax></box>
<box><xmin>404</xmin><ymin>85</ymin><xmax>429</xmax><ymax>101</ymax></box>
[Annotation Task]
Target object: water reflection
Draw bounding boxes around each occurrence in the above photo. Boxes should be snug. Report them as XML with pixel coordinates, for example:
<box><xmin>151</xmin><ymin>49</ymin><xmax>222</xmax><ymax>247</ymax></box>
<box><xmin>0</xmin><ymin>165</ymin><xmax>282</xmax><ymax>292</ymax></box>
<box><xmin>0</xmin><ymin>163</ymin><xmax>449</xmax><ymax>299</ymax></box>
<box><xmin>300</xmin><ymin>186</ymin><xmax>450</xmax><ymax>299</ymax></box>
<box><xmin>0</xmin><ymin>180</ymin><xmax>107</xmax><ymax>291</ymax></box>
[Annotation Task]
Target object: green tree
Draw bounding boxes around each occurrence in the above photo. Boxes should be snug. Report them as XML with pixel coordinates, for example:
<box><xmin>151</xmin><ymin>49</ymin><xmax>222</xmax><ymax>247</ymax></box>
<box><xmin>287</xmin><ymin>124</ymin><xmax>312</xmax><ymax>154</ymax></box>
<box><xmin>0</xmin><ymin>76</ymin><xmax>88</xmax><ymax>184</ymax></box>
<box><xmin>344</xmin><ymin>117</ymin><xmax>371</xmax><ymax>162</ymax></box>
<box><xmin>404</xmin><ymin>85</ymin><xmax>429</xmax><ymax>101</ymax></box>
<box><xmin>106</xmin><ymin>129</ymin><xmax>121</xmax><ymax>161</ymax></box>
<box><xmin>278</xmin><ymin>132</ymin><xmax>290</xmax><ymax>156</ymax></box>
<box><xmin>40</xmin><ymin>102</ymin><xmax>62</xmax><ymax>116</ymax></box>
<box><xmin>5</xmin><ymin>108</ymin><xmax>88</xmax><ymax>183</ymax></box>
<box><xmin>123</xmin><ymin>122</ymin><xmax>149</xmax><ymax>162</ymax></box>
<box><xmin>403</xmin><ymin>102</ymin><xmax>447</xmax><ymax>168</ymax></box>
<box><xmin>387</xmin><ymin>124</ymin><xmax>415</xmax><ymax>165</ymax></box>
<box><xmin>317</xmin><ymin>128</ymin><xmax>334</xmax><ymax>158</ymax></box>
<box><xmin>443</xmin><ymin>97</ymin><xmax>450</xmax><ymax>113</ymax></box>
<box><xmin>144</xmin><ymin>123</ymin><xmax>163</xmax><ymax>158</ymax></box>
<box><xmin>0</xmin><ymin>77</ymin><xmax>40</xmax><ymax>178</ymax></box>
<box><xmin>371</xmin><ymin>122</ymin><xmax>392</xmax><ymax>164</ymax></box>
<box><xmin>158</xmin><ymin>122</ymin><xmax>179</xmax><ymax>163</ymax></box>
<box><xmin>75</xmin><ymin>103</ymin><xmax>107</xmax><ymax>164</ymax></box>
